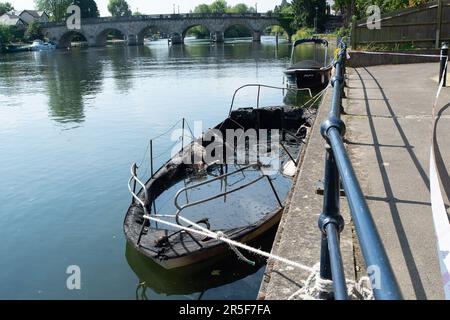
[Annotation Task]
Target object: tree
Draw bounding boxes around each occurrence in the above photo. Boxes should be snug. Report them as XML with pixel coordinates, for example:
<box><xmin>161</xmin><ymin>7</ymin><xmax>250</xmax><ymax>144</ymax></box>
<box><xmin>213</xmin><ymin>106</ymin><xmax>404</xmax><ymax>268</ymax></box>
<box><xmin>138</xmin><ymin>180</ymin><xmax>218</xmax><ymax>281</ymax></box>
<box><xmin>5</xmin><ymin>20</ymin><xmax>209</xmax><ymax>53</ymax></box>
<box><xmin>209</xmin><ymin>0</ymin><xmax>227</xmax><ymax>14</ymax></box>
<box><xmin>0</xmin><ymin>25</ymin><xmax>13</xmax><ymax>47</ymax></box>
<box><xmin>73</xmin><ymin>0</ymin><xmax>100</xmax><ymax>18</ymax></box>
<box><xmin>291</xmin><ymin>0</ymin><xmax>327</xmax><ymax>30</ymax></box>
<box><xmin>193</xmin><ymin>4</ymin><xmax>211</xmax><ymax>14</ymax></box>
<box><xmin>35</xmin><ymin>0</ymin><xmax>72</xmax><ymax>22</ymax></box>
<box><xmin>334</xmin><ymin>0</ymin><xmax>429</xmax><ymax>23</ymax></box>
<box><xmin>228</xmin><ymin>3</ymin><xmax>250</xmax><ymax>14</ymax></box>
<box><xmin>107</xmin><ymin>0</ymin><xmax>132</xmax><ymax>17</ymax></box>
<box><xmin>25</xmin><ymin>20</ymin><xmax>43</xmax><ymax>40</ymax></box>
<box><xmin>0</xmin><ymin>1</ymin><xmax>13</xmax><ymax>15</ymax></box>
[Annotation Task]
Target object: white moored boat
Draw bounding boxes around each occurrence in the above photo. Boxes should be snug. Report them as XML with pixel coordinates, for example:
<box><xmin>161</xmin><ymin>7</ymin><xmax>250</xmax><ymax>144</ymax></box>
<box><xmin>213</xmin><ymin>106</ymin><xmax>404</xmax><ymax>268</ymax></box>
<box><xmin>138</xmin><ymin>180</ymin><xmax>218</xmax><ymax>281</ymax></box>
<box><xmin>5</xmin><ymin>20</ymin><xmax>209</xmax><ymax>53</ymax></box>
<box><xmin>30</xmin><ymin>40</ymin><xmax>56</xmax><ymax>51</ymax></box>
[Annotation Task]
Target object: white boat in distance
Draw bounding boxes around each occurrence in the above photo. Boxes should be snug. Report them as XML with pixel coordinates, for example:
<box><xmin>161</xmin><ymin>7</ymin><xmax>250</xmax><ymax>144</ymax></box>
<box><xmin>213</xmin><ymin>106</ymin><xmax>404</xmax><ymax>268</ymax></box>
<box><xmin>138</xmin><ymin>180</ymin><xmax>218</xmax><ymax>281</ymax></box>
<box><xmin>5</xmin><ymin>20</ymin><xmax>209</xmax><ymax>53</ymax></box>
<box><xmin>30</xmin><ymin>40</ymin><xmax>56</xmax><ymax>51</ymax></box>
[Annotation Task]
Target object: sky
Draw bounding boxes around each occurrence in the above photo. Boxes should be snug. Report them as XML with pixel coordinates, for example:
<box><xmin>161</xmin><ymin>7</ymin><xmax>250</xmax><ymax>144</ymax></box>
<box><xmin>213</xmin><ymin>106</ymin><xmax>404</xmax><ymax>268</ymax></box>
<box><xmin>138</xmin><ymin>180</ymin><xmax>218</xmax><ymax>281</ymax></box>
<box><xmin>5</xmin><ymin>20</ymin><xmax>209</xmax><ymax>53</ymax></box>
<box><xmin>6</xmin><ymin>0</ymin><xmax>283</xmax><ymax>16</ymax></box>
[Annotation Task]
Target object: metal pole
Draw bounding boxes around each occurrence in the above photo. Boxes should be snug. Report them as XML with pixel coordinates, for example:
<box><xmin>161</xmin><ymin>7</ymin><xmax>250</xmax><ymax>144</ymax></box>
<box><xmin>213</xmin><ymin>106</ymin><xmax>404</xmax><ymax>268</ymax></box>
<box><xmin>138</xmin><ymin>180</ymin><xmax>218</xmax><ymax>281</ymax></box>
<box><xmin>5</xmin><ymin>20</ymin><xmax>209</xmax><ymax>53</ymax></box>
<box><xmin>318</xmin><ymin>145</ymin><xmax>346</xmax><ymax>299</ymax></box>
<box><xmin>257</xmin><ymin>86</ymin><xmax>261</xmax><ymax>109</ymax></box>
<box><xmin>182</xmin><ymin>118</ymin><xmax>185</xmax><ymax>151</ymax></box>
<box><xmin>326</xmin><ymin>223</ymin><xmax>348</xmax><ymax>300</ymax></box>
<box><xmin>265</xmin><ymin>176</ymin><xmax>283</xmax><ymax>208</ymax></box>
<box><xmin>314</xmin><ymin>7</ymin><xmax>318</xmax><ymax>33</ymax></box>
<box><xmin>435</xmin><ymin>0</ymin><xmax>443</xmax><ymax>49</ymax></box>
<box><xmin>440</xmin><ymin>42</ymin><xmax>448</xmax><ymax>87</ymax></box>
<box><xmin>150</xmin><ymin>140</ymin><xmax>154</xmax><ymax>177</ymax></box>
<box><xmin>149</xmin><ymin>140</ymin><xmax>157</xmax><ymax>225</ymax></box>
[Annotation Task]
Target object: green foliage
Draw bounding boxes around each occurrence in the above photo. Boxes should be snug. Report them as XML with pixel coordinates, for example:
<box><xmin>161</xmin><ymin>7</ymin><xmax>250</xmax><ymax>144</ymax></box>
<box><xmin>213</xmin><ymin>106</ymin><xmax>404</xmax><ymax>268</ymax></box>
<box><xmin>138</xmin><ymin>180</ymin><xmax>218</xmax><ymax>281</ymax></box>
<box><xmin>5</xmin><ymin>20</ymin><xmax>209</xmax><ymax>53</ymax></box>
<box><xmin>186</xmin><ymin>25</ymin><xmax>210</xmax><ymax>39</ymax></box>
<box><xmin>292</xmin><ymin>27</ymin><xmax>315</xmax><ymax>41</ymax></box>
<box><xmin>193</xmin><ymin>4</ymin><xmax>211</xmax><ymax>14</ymax></box>
<box><xmin>228</xmin><ymin>3</ymin><xmax>255</xmax><ymax>14</ymax></box>
<box><xmin>34</xmin><ymin>0</ymin><xmax>72</xmax><ymax>22</ymax></box>
<box><xmin>335</xmin><ymin>26</ymin><xmax>349</xmax><ymax>37</ymax></box>
<box><xmin>72</xmin><ymin>0</ymin><xmax>100</xmax><ymax>18</ymax></box>
<box><xmin>193</xmin><ymin>1</ymin><xmax>257</xmax><ymax>15</ymax></box>
<box><xmin>334</xmin><ymin>0</ymin><xmax>430</xmax><ymax>21</ymax></box>
<box><xmin>25</xmin><ymin>20</ymin><xmax>43</xmax><ymax>41</ymax></box>
<box><xmin>209</xmin><ymin>0</ymin><xmax>227</xmax><ymax>14</ymax></box>
<box><xmin>0</xmin><ymin>25</ymin><xmax>13</xmax><ymax>46</ymax></box>
<box><xmin>133</xmin><ymin>11</ymin><xmax>142</xmax><ymax>16</ymax></box>
<box><xmin>107</xmin><ymin>0</ymin><xmax>131</xmax><ymax>17</ymax></box>
<box><xmin>291</xmin><ymin>0</ymin><xmax>327</xmax><ymax>30</ymax></box>
<box><xmin>224</xmin><ymin>25</ymin><xmax>252</xmax><ymax>38</ymax></box>
<box><xmin>0</xmin><ymin>25</ymin><xmax>24</xmax><ymax>44</ymax></box>
<box><xmin>0</xmin><ymin>1</ymin><xmax>13</xmax><ymax>15</ymax></box>
<box><xmin>190</xmin><ymin>2</ymin><xmax>257</xmax><ymax>39</ymax></box>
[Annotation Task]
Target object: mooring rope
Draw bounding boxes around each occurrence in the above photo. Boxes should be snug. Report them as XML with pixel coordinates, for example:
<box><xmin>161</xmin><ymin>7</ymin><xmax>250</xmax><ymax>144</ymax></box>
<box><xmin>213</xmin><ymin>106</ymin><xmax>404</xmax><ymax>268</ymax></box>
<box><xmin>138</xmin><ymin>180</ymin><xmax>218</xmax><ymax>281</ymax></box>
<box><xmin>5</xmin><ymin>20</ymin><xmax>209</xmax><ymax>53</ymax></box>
<box><xmin>143</xmin><ymin>214</ymin><xmax>315</xmax><ymax>273</ymax></box>
<box><xmin>142</xmin><ymin>213</ymin><xmax>373</xmax><ymax>299</ymax></box>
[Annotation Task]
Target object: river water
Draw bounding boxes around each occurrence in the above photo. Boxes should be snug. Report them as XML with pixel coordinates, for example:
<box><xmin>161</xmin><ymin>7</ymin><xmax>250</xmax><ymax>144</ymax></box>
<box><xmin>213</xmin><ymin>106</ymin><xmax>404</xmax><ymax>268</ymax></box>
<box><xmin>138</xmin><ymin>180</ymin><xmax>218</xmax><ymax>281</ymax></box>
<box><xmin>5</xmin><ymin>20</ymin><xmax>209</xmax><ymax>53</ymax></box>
<box><xmin>0</xmin><ymin>37</ymin><xmax>311</xmax><ymax>299</ymax></box>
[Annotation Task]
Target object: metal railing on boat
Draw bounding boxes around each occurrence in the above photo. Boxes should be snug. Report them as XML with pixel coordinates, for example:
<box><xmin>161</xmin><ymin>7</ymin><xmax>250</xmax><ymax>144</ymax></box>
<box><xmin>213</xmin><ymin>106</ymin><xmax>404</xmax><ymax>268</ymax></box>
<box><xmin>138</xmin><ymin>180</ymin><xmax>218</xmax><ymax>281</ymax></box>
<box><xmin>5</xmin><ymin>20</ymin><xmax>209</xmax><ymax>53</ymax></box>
<box><xmin>228</xmin><ymin>84</ymin><xmax>312</xmax><ymax>116</ymax></box>
<box><xmin>128</xmin><ymin>161</ymin><xmax>285</xmax><ymax>246</ymax></box>
<box><xmin>173</xmin><ymin>163</ymin><xmax>283</xmax><ymax>225</ymax></box>
<box><xmin>318</xmin><ymin>41</ymin><xmax>402</xmax><ymax>300</ymax></box>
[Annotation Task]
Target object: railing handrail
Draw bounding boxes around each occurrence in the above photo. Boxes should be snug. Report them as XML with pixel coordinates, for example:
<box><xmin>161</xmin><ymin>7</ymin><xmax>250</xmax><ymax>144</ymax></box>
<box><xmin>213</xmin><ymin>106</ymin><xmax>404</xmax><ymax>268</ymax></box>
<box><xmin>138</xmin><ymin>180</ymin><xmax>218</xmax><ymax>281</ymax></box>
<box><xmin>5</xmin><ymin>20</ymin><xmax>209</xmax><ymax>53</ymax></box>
<box><xmin>173</xmin><ymin>163</ymin><xmax>283</xmax><ymax>225</ymax></box>
<box><xmin>319</xmin><ymin>41</ymin><xmax>402</xmax><ymax>300</ymax></box>
<box><xmin>228</xmin><ymin>84</ymin><xmax>312</xmax><ymax>116</ymax></box>
<box><xmin>128</xmin><ymin>163</ymin><xmax>149</xmax><ymax>214</ymax></box>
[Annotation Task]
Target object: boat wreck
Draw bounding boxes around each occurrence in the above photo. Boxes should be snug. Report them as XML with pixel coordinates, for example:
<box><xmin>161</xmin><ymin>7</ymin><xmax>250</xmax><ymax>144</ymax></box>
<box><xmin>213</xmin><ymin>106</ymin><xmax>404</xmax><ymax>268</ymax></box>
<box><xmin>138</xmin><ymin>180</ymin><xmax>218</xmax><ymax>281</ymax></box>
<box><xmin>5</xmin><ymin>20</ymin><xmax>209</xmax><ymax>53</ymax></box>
<box><xmin>124</xmin><ymin>86</ymin><xmax>316</xmax><ymax>270</ymax></box>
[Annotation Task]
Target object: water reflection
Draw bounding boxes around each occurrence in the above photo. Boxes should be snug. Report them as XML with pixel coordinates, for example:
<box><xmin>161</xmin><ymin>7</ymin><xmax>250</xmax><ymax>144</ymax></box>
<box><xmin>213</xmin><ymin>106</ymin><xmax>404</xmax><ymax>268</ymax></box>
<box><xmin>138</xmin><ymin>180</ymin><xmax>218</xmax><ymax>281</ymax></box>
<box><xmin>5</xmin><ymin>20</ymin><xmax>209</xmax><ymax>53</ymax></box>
<box><xmin>0</xmin><ymin>37</ymin><xmax>312</xmax><ymax>299</ymax></box>
<box><xmin>105</xmin><ymin>46</ymin><xmax>135</xmax><ymax>93</ymax></box>
<box><xmin>126</xmin><ymin>227</ymin><xmax>277</xmax><ymax>300</ymax></box>
<box><xmin>45</xmin><ymin>50</ymin><xmax>104</xmax><ymax>123</ymax></box>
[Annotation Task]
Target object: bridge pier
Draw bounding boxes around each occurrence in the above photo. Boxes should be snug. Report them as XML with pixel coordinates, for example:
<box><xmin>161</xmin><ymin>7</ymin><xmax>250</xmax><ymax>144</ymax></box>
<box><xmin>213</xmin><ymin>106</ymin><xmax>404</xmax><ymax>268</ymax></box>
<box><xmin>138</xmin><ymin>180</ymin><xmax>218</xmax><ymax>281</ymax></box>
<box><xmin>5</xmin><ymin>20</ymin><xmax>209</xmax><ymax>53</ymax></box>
<box><xmin>211</xmin><ymin>31</ymin><xmax>224</xmax><ymax>43</ymax></box>
<box><xmin>126</xmin><ymin>34</ymin><xmax>139</xmax><ymax>46</ymax></box>
<box><xmin>170</xmin><ymin>33</ymin><xmax>183</xmax><ymax>45</ymax></box>
<box><xmin>253</xmin><ymin>31</ymin><xmax>262</xmax><ymax>42</ymax></box>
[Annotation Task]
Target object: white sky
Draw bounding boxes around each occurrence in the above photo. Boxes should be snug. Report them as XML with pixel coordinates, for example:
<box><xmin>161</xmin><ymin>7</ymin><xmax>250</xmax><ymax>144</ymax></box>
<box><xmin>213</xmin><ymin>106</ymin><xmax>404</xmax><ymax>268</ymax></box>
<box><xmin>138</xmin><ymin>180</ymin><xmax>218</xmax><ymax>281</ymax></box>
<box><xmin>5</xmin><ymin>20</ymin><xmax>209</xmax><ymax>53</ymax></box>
<box><xmin>7</xmin><ymin>1</ymin><xmax>282</xmax><ymax>16</ymax></box>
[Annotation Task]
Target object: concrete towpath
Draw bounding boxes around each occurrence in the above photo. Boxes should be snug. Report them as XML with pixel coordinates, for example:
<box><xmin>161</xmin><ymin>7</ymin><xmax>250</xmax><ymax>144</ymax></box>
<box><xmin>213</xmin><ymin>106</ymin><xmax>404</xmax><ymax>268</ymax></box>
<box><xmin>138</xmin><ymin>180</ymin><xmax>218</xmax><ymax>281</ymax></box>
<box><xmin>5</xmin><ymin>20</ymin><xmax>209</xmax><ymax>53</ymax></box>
<box><xmin>259</xmin><ymin>62</ymin><xmax>450</xmax><ymax>300</ymax></box>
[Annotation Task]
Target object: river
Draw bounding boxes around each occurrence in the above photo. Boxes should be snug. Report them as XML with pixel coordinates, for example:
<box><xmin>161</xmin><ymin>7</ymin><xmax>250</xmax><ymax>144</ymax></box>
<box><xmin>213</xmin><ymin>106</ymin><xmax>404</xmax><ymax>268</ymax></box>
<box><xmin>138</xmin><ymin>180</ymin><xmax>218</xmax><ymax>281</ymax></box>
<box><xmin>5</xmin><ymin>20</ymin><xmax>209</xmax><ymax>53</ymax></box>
<box><xmin>0</xmin><ymin>37</ymin><xmax>308</xmax><ymax>300</ymax></box>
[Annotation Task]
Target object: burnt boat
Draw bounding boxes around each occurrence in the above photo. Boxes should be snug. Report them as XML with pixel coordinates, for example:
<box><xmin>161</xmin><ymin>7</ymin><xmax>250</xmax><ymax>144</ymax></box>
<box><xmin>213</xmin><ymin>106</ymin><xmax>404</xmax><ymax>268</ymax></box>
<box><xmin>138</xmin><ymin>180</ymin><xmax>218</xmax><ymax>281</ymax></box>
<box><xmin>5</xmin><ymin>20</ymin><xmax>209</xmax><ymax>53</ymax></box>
<box><xmin>284</xmin><ymin>38</ymin><xmax>332</xmax><ymax>89</ymax></box>
<box><xmin>124</xmin><ymin>86</ymin><xmax>315</xmax><ymax>270</ymax></box>
<box><xmin>126</xmin><ymin>227</ymin><xmax>277</xmax><ymax>298</ymax></box>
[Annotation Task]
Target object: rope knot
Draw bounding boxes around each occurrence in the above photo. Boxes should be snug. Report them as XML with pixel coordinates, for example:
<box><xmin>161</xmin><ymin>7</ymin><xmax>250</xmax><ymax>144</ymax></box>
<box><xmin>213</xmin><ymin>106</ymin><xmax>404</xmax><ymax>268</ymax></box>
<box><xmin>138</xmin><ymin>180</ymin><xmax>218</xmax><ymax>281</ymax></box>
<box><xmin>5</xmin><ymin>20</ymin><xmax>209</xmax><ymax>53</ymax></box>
<box><xmin>216</xmin><ymin>231</ymin><xmax>225</xmax><ymax>239</ymax></box>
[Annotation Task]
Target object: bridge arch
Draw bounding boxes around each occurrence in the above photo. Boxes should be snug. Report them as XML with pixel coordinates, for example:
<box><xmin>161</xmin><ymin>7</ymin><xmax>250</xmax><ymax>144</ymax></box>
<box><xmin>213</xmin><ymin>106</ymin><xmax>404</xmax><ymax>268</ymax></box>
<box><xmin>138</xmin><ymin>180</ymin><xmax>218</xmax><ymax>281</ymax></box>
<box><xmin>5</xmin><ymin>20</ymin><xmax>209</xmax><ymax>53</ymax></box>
<box><xmin>182</xmin><ymin>24</ymin><xmax>213</xmax><ymax>41</ymax></box>
<box><xmin>137</xmin><ymin>25</ymin><xmax>170</xmax><ymax>45</ymax></box>
<box><xmin>223</xmin><ymin>23</ymin><xmax>254</xmax><ymax>41</ymax></box>
<box><xmin>58</xmin><ymin>30</ymin><xmax>89</xmax><ymax>48</ymax></box>
<box><xmin>262</xmin><ymin>23</ymin><xmax>290</xmax><ymax>41</ymax></box>
<box><xmin>95</xmin><ymin>27</ymin><xmax>127</xmax><ymax>46</ymax></box>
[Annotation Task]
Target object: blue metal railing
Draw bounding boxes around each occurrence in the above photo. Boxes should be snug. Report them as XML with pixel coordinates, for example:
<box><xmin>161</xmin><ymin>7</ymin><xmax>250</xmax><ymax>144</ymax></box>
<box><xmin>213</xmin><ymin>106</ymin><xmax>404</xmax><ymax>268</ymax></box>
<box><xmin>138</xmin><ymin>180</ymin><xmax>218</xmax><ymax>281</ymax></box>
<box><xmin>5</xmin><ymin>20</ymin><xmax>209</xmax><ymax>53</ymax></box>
<box><xmin>318</xmin><ymin>41</ymin><xmax>403</xmax><ymax>300</ymax></box>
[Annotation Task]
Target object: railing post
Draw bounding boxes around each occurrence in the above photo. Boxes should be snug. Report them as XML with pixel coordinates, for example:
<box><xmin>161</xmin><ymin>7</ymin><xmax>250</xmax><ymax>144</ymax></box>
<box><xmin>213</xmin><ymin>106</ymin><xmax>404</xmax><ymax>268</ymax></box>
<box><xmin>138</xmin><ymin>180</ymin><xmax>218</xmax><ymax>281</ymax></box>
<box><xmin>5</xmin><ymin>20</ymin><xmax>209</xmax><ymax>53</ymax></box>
<box><xmin>182</xmin><ymin>118</ymin><xmax>185</xmax><ymax>151</ymax></box>
<box><xmin>150</xmin><ymin>140</ymin><xmax>154</xmax><ymax>177</ymax></box>
<box><xmin>440</xmin><ymin>42</ymin><xmax>448</xmax><ymax>87</ymax></box>
<box><xmin>318</xmin><ymin>143</ymin><xmax>348</xmax><ymax>299</ymax></box>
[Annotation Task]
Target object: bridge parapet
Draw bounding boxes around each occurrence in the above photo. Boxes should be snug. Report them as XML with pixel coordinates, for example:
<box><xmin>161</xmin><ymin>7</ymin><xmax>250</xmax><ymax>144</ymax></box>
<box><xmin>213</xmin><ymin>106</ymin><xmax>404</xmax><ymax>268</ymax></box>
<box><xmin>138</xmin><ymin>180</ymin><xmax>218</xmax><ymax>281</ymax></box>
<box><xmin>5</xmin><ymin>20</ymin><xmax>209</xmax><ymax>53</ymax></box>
<box><xmin>40</xmin><ymin>13</ymin><xmax>279</xmax><ymax>28</ymax></box>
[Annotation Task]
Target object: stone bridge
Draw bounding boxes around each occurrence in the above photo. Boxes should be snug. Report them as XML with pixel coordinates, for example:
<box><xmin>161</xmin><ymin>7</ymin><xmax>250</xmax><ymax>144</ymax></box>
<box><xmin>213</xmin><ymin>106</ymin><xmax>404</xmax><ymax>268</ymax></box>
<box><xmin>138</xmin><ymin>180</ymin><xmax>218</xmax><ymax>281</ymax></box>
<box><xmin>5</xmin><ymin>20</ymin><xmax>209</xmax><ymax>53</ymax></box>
<box><xmin>40</xmin><ymin>13</ymin><xmax>281</xmax><ymax>48</ymax></box>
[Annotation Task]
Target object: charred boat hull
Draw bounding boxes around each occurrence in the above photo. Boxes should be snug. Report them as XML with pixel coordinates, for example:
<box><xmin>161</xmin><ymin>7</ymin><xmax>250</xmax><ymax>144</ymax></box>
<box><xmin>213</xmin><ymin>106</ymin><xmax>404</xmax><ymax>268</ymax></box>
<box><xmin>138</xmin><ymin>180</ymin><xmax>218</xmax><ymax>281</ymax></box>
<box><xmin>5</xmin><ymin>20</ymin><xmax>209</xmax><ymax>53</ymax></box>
<box><xmin>124</xmin><ymin>106</ymin><xmax>314</xmax><ymax>270</ymax></box>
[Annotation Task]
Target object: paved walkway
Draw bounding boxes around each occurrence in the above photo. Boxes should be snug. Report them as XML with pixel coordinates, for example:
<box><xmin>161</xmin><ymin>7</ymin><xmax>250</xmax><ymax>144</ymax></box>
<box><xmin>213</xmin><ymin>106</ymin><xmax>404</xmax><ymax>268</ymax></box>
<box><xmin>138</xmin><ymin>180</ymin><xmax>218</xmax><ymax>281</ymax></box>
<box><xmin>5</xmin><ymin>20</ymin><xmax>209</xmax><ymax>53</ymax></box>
<box><xmin>344</xmin><ymin>63</ymin><xmax>449</xmax><ymax>299</ymax></box>
<box><xmin>259</xmin><ymin>62</ymin><xmax>449</xmax><ymax>300</ymax></box>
